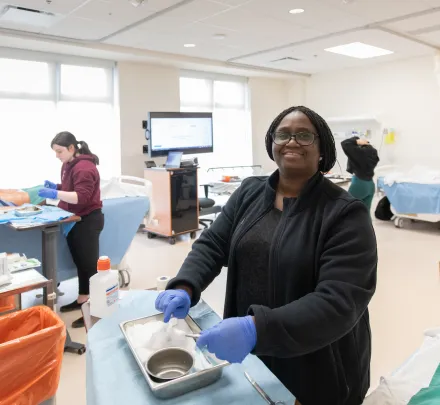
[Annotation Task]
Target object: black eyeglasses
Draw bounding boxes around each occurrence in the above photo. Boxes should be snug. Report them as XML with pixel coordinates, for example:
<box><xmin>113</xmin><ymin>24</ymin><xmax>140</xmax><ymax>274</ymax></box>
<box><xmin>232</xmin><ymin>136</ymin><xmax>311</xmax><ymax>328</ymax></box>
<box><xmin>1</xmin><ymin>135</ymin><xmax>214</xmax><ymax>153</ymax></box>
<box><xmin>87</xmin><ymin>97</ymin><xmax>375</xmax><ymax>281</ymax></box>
<box><xmin>272</xmin><ymin>131</ymin><xmax>318</xmax><ymax>146</ymax></box>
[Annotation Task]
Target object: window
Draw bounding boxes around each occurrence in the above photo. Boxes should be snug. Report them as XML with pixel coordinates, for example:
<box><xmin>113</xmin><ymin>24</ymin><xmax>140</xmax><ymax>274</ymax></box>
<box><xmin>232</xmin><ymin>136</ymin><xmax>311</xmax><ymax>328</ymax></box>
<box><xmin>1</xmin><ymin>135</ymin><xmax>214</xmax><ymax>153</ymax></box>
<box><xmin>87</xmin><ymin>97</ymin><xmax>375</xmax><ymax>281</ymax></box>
<box><xmin>0</xmin><ymin>53</ymin><xmax>119</xmax><ymax>189</ymax></box>
<box><xmin>60</xmin><ymin>65</ymin><xmax>111</xmax><ymax>100</ymax></box>
<box><xmin>180</xmin><ymin>77</ymin><xmax>211</xmax><ymax>107</ymax></box>
<box><xmin>179</xmin><ymin>73</ymin><xmax>252</xmax><ymax>171</ymax></box>
<box><xmin>0</xmin><ymin>59</ymin><xmax>51</xmax><ymax>96</ymax></box>
<box><xmin>56</xmin><ymin>101</ymin><xmax>118</xmax><ymax>183</ymax></box>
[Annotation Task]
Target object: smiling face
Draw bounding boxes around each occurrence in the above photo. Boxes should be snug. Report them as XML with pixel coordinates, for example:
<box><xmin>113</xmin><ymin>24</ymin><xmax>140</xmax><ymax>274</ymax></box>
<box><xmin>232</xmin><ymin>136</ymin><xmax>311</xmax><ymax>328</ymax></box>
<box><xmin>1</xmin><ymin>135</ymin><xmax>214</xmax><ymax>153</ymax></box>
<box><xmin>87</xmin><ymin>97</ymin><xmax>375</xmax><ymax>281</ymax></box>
<box><xmin>272</xmin><ymin>111</ymin><xmax>320</xmax><ymax>177</ymax></box>
<box><xmin>52</xmin><ymin>143</ymin><xmax>76</xmax><ymax>163</ymax></box>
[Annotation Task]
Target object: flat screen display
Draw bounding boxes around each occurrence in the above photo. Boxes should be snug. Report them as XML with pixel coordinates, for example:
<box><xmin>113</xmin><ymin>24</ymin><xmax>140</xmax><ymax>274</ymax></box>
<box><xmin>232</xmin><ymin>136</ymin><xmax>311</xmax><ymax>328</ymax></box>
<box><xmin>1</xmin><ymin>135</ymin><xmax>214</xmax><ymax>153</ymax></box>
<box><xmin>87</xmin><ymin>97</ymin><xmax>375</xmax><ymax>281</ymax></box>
<box><xmin>148</xmin><ymin>112</ymin><xmax>213</xmax><ymax>157</ymax></box>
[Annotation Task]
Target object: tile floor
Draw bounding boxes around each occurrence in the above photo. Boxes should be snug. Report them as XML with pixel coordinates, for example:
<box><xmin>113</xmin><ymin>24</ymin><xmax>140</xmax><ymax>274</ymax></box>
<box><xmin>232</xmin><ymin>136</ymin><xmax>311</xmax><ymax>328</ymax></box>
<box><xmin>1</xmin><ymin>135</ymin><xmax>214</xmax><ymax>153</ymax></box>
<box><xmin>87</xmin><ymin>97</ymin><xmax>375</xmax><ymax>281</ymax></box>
<box><xmin>49</xmin><ymin>212</ymin><xmax>440</xmax><ymax>404</ymax></box>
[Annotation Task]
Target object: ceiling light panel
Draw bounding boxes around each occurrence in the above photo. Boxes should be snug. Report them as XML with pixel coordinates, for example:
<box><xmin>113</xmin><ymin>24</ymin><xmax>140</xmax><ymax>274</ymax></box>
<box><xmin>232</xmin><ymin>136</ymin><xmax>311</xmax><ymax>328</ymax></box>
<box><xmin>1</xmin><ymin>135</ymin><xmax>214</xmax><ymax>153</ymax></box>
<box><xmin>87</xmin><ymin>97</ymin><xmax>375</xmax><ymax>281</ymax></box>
<box><xmin>0</xmin><ymin>0</ymin><xmax>86</xmax><ymax>14</ymax></box>
<box><xmin>289</xmin><ymin>8</ymin><xmax>305</xmax><ymax>14</ymax></box>
<box><xmin>0</xmin><ymin>6</ymin><xmax>61</xmax><ymax>28</ymax></box>
<box><xmin>325</xmin><ymin>42</ymin><xmax>394</xmax><ymax>59</ymax></box>
<box><xmin>232</xmin><ymin>29</ymin><xmax>431</xmax><ymax>74</ymax></box>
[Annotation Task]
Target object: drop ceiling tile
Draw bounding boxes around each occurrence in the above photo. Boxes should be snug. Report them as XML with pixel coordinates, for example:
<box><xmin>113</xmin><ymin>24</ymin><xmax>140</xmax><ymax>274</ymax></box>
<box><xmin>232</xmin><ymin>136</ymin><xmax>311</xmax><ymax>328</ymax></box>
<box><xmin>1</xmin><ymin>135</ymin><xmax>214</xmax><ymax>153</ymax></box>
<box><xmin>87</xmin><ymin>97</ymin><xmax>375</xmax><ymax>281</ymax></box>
<box><xmin>187</xmin><ymin>22</ymin><xmax>316</xmax><ymax>54</ymax></box>
<box><xmin>179</xmin><ymin>21</ymin><xmax>239</xmax><ymax>36</ymax></box>
<box><xmin>239</xmin><ymin>0</ymin><xmax>370</xmax><ymax>32</ymax></box>
<box><xmin>201</xmin><ymin>7</ymin><xmax>323</xmax><ymax>39</ymax></box>
<box><xmin>0</xmin><ymin>0</ymin><xmax>87</xmax><ymax>14</ymax></box>
<box><xmin>43</xmin><ymin>16</ymin><xmax>115</xmax><ymax>40</ymax></box>
<box><xmin>318</xmin><ymin>0</ymin><xmax>435</xmax><ymax>24</ymax></box>
<box><xmin>210</xmin><ymin>0</ymin><xmax>252</xmax><ymax>5</ymax></box>
<box><xmin>72</xmin><ymin>0</ymin><xmax>157</xmax><ymax>24</ymax></box>
<box><xmin>418</xmin><ymin>30</ymin><xmax>440</xmax><ymax>45</ymax></box>
<box><xmin>129</xmin><ymin>16</ymin><xmax>192</xmax><ymax>34</ymax></box>
<box><xmin>133</xmin><ymin>0</ymin><xmax>231</xmax><ymax>32</ymax></box>
<box><xmin>106</xmin><ymin>28</ymin><xmax>241</xmax><ymax>60</ymax></box>
<box><xmin>133</xmin><ymin>16</ymin><xmax>323</xmax><ymax>57</ymax></box>
<box><xmin>102</xmin><ymin>0</ymin><xmax>183</xmax><ymax>9</ymax></box>
<box><xmin>234</xmin><ymin>28</ymin><xmax>433</xmax><ymax>73</ymax></box>
<box><xmin>107</xmin><ymin>21</ymin><xmax>280</xmax><ymax>57</ymax></box>
<box><xmin>160</xmin><ymin>0</ymin><xmax>231</xmax><ymax>21</ymax></box>
<box><xmin>385</xmin><ymin>10</ymin><xmax>440</xmax><ymax>33</ymax></box>
<box><xmin>123</xmin><ymin>0</ymin><xmax>187</xmax><ymax>9</ymax></box>
<box><xmin>0</xmin><ymin>19</ymin><xmax>43</xmax><ymax>34</ymax></box>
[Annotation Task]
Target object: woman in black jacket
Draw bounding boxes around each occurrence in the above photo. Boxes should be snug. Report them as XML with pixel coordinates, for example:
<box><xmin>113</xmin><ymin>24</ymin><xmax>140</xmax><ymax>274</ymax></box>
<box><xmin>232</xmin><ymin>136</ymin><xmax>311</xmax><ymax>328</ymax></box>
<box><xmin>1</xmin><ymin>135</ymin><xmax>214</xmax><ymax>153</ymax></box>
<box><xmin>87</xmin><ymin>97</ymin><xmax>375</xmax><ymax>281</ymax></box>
<box><xmin>155</xmin><ymin>106</ymin><xmax>377</xmax><ymax>405</ymax></box>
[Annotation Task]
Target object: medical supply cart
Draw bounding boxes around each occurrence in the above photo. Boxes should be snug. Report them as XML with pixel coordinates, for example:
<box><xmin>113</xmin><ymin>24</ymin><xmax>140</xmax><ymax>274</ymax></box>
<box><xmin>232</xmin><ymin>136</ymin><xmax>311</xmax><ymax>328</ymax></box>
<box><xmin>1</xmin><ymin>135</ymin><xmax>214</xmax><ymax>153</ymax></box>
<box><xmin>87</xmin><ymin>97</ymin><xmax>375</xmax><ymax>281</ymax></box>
<box><xmin>144</xmin><ymin>167</ymin><xmax>199</xmax><ymax>244</ymax></box>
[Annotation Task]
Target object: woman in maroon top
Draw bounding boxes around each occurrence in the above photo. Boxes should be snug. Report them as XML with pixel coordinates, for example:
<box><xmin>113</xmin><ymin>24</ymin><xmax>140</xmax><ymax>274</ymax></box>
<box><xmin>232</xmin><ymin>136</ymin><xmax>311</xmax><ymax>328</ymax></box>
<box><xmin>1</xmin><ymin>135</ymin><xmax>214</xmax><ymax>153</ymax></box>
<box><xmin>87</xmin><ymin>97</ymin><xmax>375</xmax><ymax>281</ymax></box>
<box><xmin>38</xmin><ymin>131</ymin><xmax>104</xmax><ymax>328</ymax></box>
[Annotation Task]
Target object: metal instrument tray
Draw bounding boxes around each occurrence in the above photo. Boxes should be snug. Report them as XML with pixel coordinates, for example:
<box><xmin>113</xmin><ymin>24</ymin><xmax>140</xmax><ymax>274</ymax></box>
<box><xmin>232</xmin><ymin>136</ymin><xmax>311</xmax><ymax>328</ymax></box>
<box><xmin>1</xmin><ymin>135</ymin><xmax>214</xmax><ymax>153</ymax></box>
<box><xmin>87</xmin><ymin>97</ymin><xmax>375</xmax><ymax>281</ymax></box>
<box><xmin>120</xmin><ymin>313</ymin><xmax>229</xmax><ymax>399</ymax></box>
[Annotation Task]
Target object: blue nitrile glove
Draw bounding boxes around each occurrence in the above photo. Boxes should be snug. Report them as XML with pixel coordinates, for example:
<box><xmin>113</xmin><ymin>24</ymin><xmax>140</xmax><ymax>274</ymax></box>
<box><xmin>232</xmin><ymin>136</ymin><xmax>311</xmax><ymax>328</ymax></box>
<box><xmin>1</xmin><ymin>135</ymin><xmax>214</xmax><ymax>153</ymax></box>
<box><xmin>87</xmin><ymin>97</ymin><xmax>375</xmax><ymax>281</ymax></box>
<box><xmin>196</xmin><ymin>316</ymin><xmax>257</xmax><ymax>363</ymax></box>
<box><xmin>38</xmin><ymin>187</ymin><xmax>58</xmax><ymax>200</ymax></box>
<box><xmin>155</xmin><ymin>289</ymin><xmax>191</xmax><ymax>323</ymax></box>
<box><xmin>44</xmin><ymin>180</ymin><xmax>57</xmax><ymax>190</ymax></box>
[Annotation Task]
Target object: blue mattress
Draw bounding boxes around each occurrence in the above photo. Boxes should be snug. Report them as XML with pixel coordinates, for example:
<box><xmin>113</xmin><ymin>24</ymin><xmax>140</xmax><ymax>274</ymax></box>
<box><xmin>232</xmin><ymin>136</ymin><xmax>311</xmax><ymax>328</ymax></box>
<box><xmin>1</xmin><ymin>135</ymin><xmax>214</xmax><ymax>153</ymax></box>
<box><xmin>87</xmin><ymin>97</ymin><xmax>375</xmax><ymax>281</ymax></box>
<box><xmin>378</xmin><ymin>177</ymin><xmax>440</xmax><ymax>214</ymax></box>
<box><xmin>0</xmin><ymin>197</ymin><xmax>149</xmax><ymax>282</ymax></box>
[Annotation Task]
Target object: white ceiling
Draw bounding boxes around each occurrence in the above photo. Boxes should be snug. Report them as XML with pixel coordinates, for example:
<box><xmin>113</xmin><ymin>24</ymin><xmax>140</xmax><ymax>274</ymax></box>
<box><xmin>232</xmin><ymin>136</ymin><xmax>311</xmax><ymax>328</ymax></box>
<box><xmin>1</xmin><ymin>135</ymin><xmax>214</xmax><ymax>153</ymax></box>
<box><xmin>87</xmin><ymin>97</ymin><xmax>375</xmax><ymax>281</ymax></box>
<box><xmin>0</xmin><ymin>0</ymin><xmax>440</xmax><ymax>74</ymax></box>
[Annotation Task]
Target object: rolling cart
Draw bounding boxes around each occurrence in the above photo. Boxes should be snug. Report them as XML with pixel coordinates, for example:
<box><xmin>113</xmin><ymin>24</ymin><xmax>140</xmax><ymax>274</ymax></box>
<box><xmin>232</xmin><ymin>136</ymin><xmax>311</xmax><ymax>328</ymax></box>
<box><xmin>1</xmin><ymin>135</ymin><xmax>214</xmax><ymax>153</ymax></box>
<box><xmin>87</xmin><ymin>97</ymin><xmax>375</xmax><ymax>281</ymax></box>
<box><xmin>144</xmin><ymin>167</ymin><xmax>199</xmax><ymax>244</ymax></box>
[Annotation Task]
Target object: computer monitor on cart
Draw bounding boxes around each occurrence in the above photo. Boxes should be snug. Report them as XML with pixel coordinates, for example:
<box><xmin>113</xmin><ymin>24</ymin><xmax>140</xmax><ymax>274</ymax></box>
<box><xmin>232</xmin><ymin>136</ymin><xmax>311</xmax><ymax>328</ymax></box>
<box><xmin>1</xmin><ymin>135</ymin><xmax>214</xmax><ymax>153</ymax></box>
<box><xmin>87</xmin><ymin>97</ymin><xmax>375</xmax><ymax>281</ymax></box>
<box><xmin>147</xmin><ymin>112</ymin><xmax>213</xmax><ymax>159</ymax></box>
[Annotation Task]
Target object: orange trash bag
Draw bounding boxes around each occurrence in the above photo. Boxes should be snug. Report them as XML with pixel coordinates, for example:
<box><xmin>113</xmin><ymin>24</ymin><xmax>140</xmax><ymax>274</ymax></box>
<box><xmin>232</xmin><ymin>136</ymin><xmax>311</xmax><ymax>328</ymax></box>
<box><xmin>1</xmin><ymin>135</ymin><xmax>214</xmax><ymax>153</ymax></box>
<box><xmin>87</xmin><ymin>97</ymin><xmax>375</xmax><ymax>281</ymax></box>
<box><xmin>0</xmin><ymin>306</ymin><xmax>66</xmax><ymax>405</ymax></box>
<box><xmin>0</xmin><ymin>296</ymin><xmax>15</xmax><ymax>313</ymax></box>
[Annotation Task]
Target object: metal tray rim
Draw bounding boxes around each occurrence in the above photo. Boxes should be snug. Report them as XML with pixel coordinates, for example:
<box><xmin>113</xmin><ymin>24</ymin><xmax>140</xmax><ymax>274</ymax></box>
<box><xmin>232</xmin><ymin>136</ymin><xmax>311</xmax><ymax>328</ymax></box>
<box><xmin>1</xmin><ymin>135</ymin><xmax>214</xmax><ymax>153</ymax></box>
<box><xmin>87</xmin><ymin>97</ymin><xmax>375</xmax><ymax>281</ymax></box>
<box><xmin>119</xmin><ymin>314</ymin><xmax>229</xmax><ymax>393</ymax></box>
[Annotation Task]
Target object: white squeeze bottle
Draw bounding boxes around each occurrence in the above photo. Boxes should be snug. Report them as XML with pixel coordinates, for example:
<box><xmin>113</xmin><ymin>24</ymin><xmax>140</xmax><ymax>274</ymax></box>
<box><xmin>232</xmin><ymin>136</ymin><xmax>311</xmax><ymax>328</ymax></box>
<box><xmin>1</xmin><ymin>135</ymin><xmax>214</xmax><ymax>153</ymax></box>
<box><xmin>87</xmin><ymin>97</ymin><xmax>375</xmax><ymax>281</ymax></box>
<box><xmin>90</xmin><ymin>256</ymin><xmax>119</xmax><ymax>318</ymax></box>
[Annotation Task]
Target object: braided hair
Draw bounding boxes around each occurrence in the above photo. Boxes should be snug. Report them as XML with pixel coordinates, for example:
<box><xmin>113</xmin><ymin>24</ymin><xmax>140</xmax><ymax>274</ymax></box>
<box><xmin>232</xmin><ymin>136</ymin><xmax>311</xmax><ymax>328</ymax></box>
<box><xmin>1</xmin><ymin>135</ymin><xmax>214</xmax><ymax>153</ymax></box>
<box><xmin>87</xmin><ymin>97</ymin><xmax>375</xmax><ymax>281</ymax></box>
<box><xmin>265</xmin><ymin>106</ymin><xmax>336</xmax><ymax>173</ymax></box>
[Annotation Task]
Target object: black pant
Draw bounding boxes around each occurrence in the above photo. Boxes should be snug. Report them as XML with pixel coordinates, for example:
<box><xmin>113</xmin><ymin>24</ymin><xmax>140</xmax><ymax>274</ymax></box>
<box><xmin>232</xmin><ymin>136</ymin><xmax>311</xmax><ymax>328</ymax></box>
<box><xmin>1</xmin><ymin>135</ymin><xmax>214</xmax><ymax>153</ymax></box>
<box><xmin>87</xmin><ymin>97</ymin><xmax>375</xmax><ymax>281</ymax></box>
<box><xmin>67</xmin><ymin>210</ymin><xmax>104</xmax><ymax>295</ymax></box>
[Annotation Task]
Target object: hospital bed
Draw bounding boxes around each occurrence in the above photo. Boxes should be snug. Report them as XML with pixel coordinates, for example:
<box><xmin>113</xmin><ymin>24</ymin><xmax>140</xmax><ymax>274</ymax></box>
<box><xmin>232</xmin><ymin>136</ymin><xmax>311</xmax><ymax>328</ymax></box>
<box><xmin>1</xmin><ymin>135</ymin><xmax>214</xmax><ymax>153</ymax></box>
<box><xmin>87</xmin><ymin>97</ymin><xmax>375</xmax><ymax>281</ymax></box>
<box><xmin>377</xmin><ymin>176</ymin><xmax>440</xmax><ymax>228</ymax></box>
<box><xmin>202</xmin><ymin>165</ymin><xmax>264</xmax><ymax>195</ymax></box>
<box><xmin>365</xmin><ymin>328</ymin><xmax>440</xmax><ymax>404</ymax></box>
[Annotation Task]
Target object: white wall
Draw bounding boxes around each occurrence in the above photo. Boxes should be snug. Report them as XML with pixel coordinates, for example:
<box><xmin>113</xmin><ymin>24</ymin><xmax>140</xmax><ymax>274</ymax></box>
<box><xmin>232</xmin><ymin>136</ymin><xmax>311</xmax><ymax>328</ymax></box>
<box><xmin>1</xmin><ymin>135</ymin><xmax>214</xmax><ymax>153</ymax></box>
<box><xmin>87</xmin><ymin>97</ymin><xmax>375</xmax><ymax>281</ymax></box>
<box><xmin>118</xmin><ymin>66</ymin><xmax>294</xmax><ymax>177</ymax></box>
<box><xmin>249</xmin><ymin>77</ymin><xmax>290</xmax><ymax>172</ymax></box>
<box><xmin>118</xmin><ymin>62</ymin><xmax>180</xmax><ymax>178</ymax></box>
<box><xmin>305</xmin><ymin>55</ymin><xmax>440</xmax><ymax>170</ymax></box>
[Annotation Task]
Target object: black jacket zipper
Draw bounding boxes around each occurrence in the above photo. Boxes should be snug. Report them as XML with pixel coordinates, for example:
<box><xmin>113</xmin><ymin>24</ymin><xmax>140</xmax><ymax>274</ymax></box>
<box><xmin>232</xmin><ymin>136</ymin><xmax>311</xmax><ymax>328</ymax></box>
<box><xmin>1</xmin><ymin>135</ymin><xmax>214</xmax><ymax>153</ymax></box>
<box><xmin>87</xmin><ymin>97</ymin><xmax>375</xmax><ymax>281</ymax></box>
<box><xmin>269</xmin><ymin>198</ymin><xmax>296</xmax><ymax>306</ymax></box>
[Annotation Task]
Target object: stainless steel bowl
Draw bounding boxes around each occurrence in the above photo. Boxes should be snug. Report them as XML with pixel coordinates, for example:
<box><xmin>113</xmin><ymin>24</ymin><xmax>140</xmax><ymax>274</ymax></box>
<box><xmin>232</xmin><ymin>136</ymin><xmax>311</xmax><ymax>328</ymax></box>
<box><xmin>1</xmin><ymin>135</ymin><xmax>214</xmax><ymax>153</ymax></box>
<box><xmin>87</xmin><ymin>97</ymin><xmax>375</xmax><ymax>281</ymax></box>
<box><xmin>146</xmin><ymin>347</ymin><xmax>194</xmax><ymax>382</ymax></box>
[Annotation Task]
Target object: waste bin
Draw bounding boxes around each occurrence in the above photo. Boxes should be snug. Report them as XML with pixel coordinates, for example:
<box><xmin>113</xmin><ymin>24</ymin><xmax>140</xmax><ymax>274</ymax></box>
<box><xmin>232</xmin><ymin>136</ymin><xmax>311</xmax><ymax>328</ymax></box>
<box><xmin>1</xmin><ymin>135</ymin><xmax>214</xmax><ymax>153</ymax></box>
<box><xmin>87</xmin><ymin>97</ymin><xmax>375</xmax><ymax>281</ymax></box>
<box><xmin>0</xmin><ymin>296</ymin><xmax>15</xmax><ymax>313</ymax></box>
<box><xmin>0</xmin><ymin>306</ymin><xmax>66</xmax><ymax>405</ymax></box>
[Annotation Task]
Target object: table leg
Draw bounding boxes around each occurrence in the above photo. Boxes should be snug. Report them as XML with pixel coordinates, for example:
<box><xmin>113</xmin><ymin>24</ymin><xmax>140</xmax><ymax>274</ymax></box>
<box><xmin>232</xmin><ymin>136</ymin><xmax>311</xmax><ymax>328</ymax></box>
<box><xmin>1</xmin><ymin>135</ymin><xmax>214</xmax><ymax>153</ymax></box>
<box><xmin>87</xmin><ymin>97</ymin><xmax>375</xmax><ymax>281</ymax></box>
<box><xmin>64</xmin><ymin>331</ymin><xmax>86</xmax><ymax>355</ymax></box>
<box><xmin>41</xmin><ymin>224</ymin><xmax>86</xmax><ymax>355</ymax></box>
<box><xmin>14</xmin><ymin>294</ymin><xmax>22</xmax><ymax>311</ymax></box>
<box><xmin>42</xmin><ymin>225</ymin><xmax>59</xmax><ymax>306</ymax></box>
<box><xmin>46</xmin><ymin>281</ymin><xmax>55</xmax><ymax>311</ymax></box>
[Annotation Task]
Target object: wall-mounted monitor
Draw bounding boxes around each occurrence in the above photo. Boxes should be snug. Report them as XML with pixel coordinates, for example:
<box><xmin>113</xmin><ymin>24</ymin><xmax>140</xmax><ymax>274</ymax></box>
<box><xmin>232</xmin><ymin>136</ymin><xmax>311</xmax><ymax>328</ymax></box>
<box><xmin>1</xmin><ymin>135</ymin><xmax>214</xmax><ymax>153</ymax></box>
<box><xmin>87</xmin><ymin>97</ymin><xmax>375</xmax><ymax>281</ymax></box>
<box><xmin>147</xmin><ymin>112</ymin><xmax>213</xmax><ymax>158</ymax></box>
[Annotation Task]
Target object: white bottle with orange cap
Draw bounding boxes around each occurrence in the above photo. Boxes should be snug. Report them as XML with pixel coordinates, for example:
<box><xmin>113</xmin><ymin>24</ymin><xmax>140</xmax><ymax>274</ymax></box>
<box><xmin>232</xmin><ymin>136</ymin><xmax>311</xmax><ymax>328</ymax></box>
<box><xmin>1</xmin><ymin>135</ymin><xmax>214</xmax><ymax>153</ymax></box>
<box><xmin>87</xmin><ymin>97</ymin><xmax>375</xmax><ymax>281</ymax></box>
<box><xmin>90</xmin><ymin>256</ymin><xmax>119</xmax><ymax>318</ymax></box>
